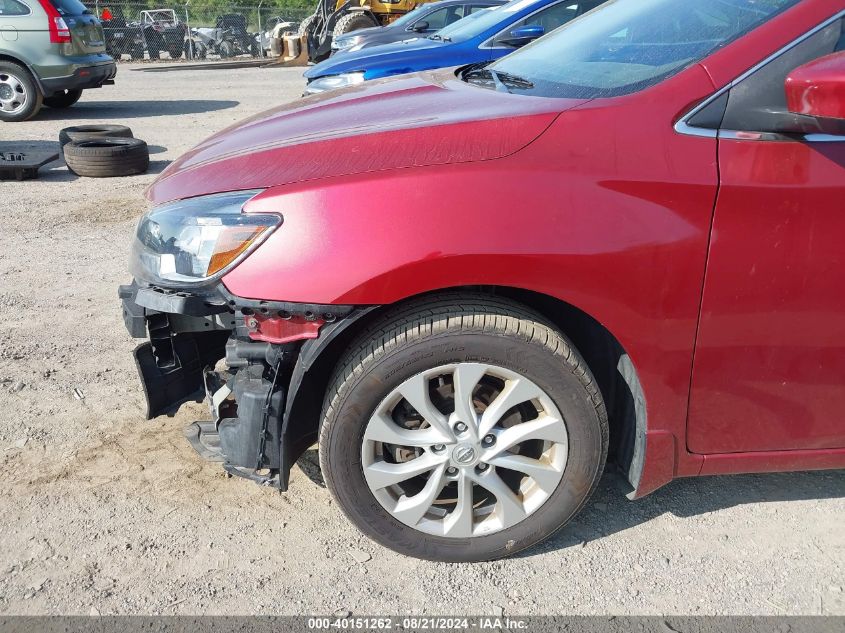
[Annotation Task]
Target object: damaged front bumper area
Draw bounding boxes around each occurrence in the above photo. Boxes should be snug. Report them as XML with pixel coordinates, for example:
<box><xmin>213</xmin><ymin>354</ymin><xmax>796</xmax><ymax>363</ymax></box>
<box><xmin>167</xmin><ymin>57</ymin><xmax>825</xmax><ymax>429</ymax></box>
<box><xmin>119</xmin><ymin>281</ymin><xmax>353</xmax><ymax>490</ymax></box>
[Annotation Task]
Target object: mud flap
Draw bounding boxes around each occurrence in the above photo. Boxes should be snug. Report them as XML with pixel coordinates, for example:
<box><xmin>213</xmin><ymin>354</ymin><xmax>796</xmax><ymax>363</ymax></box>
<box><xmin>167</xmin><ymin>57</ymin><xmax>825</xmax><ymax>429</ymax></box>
<box><xmin>133</xmin><ymin>331</ymin><xmax>229</xmax><ymax>419</ymax></box>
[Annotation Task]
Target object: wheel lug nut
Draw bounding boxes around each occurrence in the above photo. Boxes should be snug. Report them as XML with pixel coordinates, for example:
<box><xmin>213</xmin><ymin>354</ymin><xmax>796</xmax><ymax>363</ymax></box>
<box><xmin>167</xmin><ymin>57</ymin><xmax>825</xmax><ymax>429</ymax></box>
<box><xmin>446</xmin><ymin>467</ymin><xmax>458</xmax><ymax>476</ymax></box>
<box><xmin>482</xmin><ymin>434</ymin><xmax>496</xmax><ymax>446</ymax></box>
<box><xmin>476</xmin><ymin>463</ymin><xmax>488</xmax><ymax>472</ymax></box>
<box><xmin>454</xmin><ymin>422</ymin><xmax>467</xmax><ymax>433</ymax></box>
<box><xmin>432</xmin><ymin>444</ymin><xmax>445</xmax><ymax>452</ymax></box>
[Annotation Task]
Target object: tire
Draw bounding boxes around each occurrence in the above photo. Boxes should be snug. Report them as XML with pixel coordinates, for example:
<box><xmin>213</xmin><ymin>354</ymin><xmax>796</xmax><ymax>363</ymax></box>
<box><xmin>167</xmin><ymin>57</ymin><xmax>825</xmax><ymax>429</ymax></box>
<box><xmin>43</xmin><ymin>88</ymin><xmax>83</xmax><ymax>109</ymax></box>
<box><xmin>130</xmin><ymin>45</ymin><xmax>145</xmax><ymax>60</ymax></box>
<box><xmin>59</xmin><ymin>124</ymin><xmax>133</xmax><ymax>149</ymax></box>
<box><xmin>167</xmin><ymin>44</ymin><xmax>184</xmax><ymax>59</ymax></box>
<box><xmin>333</xmin><ymin>12</ymin><xmax>378</xmax><ymax>36</ymax></box>
<box><xmin>0</xmin><ymin>61</ymin><xmax>43</xmax><ymax>122</ymax></box>
<box><xmin>219</xmin><ymin>40</ymin><xmax>235</xmax><ymax>58</ymax></box>
<box><xmin>63</xmin><ymin>137</ymin><xmax>149</xmax><ymax>178</ymax></box>
<box><xmin>297</xmin><ymin>13</ymin><xmax>319</xmax><ymax>37</ymax></box>
<box><xmin>319</xmin><ymin>293</ymin><xmax>609</xmax><ymax>562</ymax></box>
<box><xmin>185</xmin><ymin>40</ymin><xmax>206</xmax><ymax>60</ymax></box>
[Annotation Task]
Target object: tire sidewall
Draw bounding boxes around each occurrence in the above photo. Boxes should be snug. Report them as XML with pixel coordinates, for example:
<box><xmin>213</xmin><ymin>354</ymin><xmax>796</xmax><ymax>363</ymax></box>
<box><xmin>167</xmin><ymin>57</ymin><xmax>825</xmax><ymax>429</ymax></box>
<box><xmin>0</xmin><ymin>62</ymin><xmax>41</xmax><ymax>122</ymax></box>
<box><xmin>322</xmin><ymin>330</ymin><xmax>605</xmax><ymax>562</ymax></box>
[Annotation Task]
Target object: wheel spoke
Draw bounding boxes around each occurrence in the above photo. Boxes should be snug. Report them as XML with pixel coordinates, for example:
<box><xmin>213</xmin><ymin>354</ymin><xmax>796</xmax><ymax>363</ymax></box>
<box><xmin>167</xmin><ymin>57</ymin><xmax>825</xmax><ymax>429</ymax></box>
<box><xmin>486</xmin><ymin>453</ymin><xmax>563</xmax><ymax>494</ymax></box>
<box><xmin>452</xmin><ymin>364</ymin><xmax>487</xmax><ymax>436</ymax></box>
<box><xmin>397</xmin><ymin>373</ymin><xmax>453</xmax><ymax>439</ymax></box>
<box><xmin>364</xmin><ymin>451</ymin><xmax>447</xmax><ymax>491</ymax></box>
<box><xmin>481</xmin><ymin>415</ymin><xmax>567</xmax><ymax>459</ymax></box>
<box><xmin>392</xmin><ymin>463</ymin><xmax>448</xmax><ymax>526</ymax></box>
<box><xmin>364</xmin><ymin>411</ymin><xmax>450</xmax><ymax>447</ymax></box>
<box><xmin>478</xmin><ymin>378</ymin><xmax>544</xmax><ymax>436</ymax></box>
<box><xmin>467</xmin><ymin>469</ymin><xmax>526</xmax><ymax>527</ymax></box>
<box><xmin>443</xmin><ymin>471</ymin><xmax>474</xmax><ymax>537</ymax></box>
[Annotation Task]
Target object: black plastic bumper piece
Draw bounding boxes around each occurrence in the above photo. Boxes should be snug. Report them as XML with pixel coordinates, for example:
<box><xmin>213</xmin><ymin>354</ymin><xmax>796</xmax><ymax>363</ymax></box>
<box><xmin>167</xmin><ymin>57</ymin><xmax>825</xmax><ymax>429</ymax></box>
<box><xmin>133</xmin><ymin>330</ymin><xmax>230</xmax><ymax>419</ymax></box>
<box><xmin>40</xmin><ymin>61</ymin><xmax>117</xmax><ymax>95</ymax></box>
<box><xmin>0</xmin><ymin>148</ymin><xmax>60</xmax><ymax>181</ymax></box>
<box><xmin>133</xmin><ymin>285</ymin><xmax>229</xmax><ymax>317</ymax></box>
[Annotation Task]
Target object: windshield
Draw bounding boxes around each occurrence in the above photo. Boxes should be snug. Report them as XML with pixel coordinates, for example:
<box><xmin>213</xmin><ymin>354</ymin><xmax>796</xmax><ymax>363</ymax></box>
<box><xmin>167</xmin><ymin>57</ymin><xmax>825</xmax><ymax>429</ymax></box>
<box><xmin>483</xmin><ymin>0</ymin><xmax>801</xmax><ymax>98</ymax></box>
<box><xmin>436</xmin><ymin>0</ymin><xmax>533</xmax><ymax>42</ymax></box>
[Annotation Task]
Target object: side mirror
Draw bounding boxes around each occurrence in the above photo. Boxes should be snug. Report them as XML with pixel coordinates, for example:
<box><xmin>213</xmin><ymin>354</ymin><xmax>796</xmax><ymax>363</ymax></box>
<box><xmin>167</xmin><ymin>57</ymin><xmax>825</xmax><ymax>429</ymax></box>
<box><xmin>411</xmin><ymin>20</ymin><xmax>429</xmax><ymax>32</ymax></box>
<box><xmin>497</xmin><ymin>24</ymin><xmax>544</xmax><ymax>47</ymax></box>
<box><xmin>785</xmin><ymin>51</ymin><xmax>845</xmax><ymax>134</ymax></box>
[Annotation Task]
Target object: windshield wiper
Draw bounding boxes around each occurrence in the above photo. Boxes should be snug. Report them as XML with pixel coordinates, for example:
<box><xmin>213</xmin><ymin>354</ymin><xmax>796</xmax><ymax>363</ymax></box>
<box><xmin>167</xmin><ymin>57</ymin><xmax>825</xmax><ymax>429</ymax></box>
<box><xmin>463</xmin><ymin>67</ymin><xmax>533</xmax><ymax>92</ymax></box>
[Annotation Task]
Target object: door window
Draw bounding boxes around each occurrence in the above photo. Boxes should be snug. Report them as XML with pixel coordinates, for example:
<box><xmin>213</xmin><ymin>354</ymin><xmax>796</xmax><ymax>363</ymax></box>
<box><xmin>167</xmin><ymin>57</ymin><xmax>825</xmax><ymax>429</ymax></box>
<box><xmin>0</xmin><ymin>0</ymin><xmax>30</xmax><ymax>15</ymax></box>
<box><xmin>413</xmin><ymin>6</ymin><xmax>465</xmax><ymax>31</ymax></box>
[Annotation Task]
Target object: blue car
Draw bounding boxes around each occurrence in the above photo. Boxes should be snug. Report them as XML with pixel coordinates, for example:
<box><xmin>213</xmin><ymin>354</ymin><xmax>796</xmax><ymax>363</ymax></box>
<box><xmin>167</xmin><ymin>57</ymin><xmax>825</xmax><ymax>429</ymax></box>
<box><xmin>304</xmin><ymin>0</ymin><xmax>605</xmax><ymax>94</ymax></box>
<box><xmin>331</xmin><ymin>0</ymin><xmax>507</xmax><ymax>55</ymax></box>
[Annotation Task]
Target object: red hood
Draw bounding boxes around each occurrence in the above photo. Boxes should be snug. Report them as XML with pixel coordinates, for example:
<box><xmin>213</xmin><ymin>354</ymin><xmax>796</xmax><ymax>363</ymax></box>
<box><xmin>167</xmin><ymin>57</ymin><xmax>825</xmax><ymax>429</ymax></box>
<box><xmin>147</xmin><ymin>69</ymin><xmax>583</xmax><ymax>204</ymax></box>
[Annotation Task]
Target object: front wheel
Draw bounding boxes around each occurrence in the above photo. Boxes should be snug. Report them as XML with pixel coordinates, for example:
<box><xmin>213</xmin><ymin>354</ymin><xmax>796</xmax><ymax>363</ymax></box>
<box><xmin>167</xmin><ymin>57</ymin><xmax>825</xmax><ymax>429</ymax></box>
<box><xmin>318</xmin><ymin>294</ymin><xmax>608</xmax><ymax>562</ymax></box>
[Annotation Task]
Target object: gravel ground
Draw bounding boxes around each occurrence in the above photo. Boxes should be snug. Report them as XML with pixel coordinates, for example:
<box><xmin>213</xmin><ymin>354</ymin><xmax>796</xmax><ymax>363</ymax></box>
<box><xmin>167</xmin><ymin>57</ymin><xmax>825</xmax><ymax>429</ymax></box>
<box><xmin>0</xmin><ymin>62</ymin><xmax>843</xmax><ymax>617</ymax></box>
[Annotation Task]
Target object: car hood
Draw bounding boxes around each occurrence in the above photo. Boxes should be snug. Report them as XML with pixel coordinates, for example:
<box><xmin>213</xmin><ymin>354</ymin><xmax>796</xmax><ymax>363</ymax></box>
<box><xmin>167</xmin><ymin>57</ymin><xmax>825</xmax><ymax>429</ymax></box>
<box><xmin>334</xmin><ymin>25</ymin><xmax>384</xmax><ymax>43</ymax></box>
<box><xmin>147</xmin><ymin>70</ymin><xmax>584</xmax><ymax>204</ymax></box>
<box><xmin>304</xmin><ymin>37</ymin><xmax>445</xmax><ymax>79</ymax></box>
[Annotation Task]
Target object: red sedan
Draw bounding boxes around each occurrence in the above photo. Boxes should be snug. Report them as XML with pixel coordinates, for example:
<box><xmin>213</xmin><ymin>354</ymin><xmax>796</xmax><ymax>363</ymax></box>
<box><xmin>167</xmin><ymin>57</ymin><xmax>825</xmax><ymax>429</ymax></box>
<box><xmin>120</xmin><ymin>0</ymin><xmax>845</xmax><ymax>561</ymax></box>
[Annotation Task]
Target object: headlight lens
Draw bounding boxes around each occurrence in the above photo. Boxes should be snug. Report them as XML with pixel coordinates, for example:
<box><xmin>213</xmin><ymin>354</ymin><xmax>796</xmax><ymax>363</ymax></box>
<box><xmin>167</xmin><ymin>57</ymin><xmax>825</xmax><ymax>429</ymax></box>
<box><xmin>130</xmin><ymin>190</ymin><xmax>280</xmax><ymax>286</ymax></box>
<box><xmin>304</xmin><ymin>72</ymin><xmax>366</xmax><ymax>95</ymax></box>
<box><xmin>332</xmin><ymin>35</ymin><xmax>361</xmax><ymax>51</ymax></box>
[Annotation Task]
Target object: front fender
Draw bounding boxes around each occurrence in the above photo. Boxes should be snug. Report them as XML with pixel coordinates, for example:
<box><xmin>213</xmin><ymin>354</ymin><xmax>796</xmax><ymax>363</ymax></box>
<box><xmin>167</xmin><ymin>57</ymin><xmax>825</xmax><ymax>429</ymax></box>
<box><xmin>223</xmin><ymin>157</ymin><xmax>656</xmax><ymax>308</ymax></box>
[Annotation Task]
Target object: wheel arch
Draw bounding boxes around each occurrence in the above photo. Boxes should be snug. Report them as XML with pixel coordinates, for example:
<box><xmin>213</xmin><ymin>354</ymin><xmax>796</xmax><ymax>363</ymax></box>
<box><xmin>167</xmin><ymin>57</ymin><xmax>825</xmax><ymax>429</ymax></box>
<box><xmin>282</xmin><ymin>285</ymin><xmax>650</xmax><ymax>496</ymax></box>
<box><xmin>0</xmin><ymin>53</ymin><xmax>45</xmax><ymax>94</ymax></box>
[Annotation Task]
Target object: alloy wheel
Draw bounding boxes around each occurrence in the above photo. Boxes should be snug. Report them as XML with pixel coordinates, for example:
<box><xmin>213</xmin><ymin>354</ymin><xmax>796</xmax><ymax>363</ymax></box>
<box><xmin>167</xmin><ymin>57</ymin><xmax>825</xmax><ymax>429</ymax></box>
<box><xmin>361</xmin><ymin>363</ymin><xmax>569</xmax><ymax>538</ymax></box>
<box><xmin>0</xmin><ymin>72</ymin><xmax>28</xmax><ymax>115</ymax></box>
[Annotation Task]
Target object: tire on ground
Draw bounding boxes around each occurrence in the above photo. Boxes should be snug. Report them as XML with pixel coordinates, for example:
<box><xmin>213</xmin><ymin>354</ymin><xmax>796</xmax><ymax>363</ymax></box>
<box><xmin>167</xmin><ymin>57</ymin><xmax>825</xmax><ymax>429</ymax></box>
<box><xmin>333</xmin><ymin>12</ymin><xmax>377</xmax><ymax>36</ymax></box>
<box><xmin>0</xmin><ymin>61</ymin><xmax>43</xmax><ymax>122</ymax></box>
<box><xmin>318</xmin><ymin>292</ymin><xmax>609</xmax><ymax>562</ymax></box>
<box><xmin>219</xmin><ymin>40</ymin><xmax>235</xmax><ymax>58</ymax></box>
<box><xmin>63</xmin><ymin>137</ymin><xmax>150</xmax><ymax>178</ymax></box>
<box><xmin>43</xmin><ymin>88</ymin><xmax>83</xmax><ymax>109</ymax></box>
<box><xmin>58</xmin><ymin>124</ymin><xmax>134</xmax><ymax>149</ymax></box>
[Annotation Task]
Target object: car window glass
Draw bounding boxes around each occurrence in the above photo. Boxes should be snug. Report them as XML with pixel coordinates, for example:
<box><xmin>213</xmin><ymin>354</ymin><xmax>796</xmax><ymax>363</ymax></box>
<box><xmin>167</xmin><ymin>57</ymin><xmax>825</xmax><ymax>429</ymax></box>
<box><xmin>436</xmin><ymin>0</ymin><xmax>532</xmax><ymax>42</ymax></box>
<box><xmin>421</xmin><ymin>6</ymin><xmax>464</xmax><ymax>30</ymax></box>
<box><xmin>506</xmin><ymin>2</ymin><xmax>580</xmax><ymax>37</ymax></box>
<box><xmin>719</xmin><ymin>18</ymin><xmax>844</xmax><ymax>131</ymax></box>
<box><xmin>48</xmin><ymin>0</ymin><xmax>88</xmax><ymax>15</ymax></box>
<box><xmin>466</xmin><ymin>4</ymin><xmax>489</xmax><ymax>15</ymax></box>
<box><xmin>486</xmin><ymin>0</ymin><xmax>801</xmax><ymax>98</ymax></box>
<box><xmin>391</xmin><ymin>5</ymin><xmax>424</xmax><ymax>28</ymax></box>
<box><xmin>0</xmin><ymin>0</ymin><xmax>29</xmax><ymax>15</ymax></box>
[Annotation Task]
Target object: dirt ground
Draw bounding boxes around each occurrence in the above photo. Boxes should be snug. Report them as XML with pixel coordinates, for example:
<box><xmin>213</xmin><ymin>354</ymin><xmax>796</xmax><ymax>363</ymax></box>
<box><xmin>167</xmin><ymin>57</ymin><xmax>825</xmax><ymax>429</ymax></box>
<box><xmin>0</xmin><ymin>62</ymin><xmax>843</xmax><ymax>617</ymax></box>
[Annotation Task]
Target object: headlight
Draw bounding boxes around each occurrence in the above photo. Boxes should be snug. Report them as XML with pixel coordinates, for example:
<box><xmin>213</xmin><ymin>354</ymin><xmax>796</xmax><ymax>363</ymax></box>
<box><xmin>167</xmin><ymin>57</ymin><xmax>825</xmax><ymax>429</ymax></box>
<box><xmin>332</xmin><ymin>35</ymin><xmax>361</xmax><ymax>51</ymax></box>
<box><xmin>129</xmin><ymin>189</ymin><xmax>281</xmax><ymax>287</ymax></box>
<box><xmin>304</xmin><ymin>72</ymin><xmax>366</xmax><ymax>95</ymax></box>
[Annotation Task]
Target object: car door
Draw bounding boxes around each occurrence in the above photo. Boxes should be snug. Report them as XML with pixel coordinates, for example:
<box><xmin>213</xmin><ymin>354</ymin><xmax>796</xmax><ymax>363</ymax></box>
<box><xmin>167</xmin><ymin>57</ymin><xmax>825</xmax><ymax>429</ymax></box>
<box><xmin>687</xmin><ymin>13</ymin><xmax>845</xmax><ymax>454</ymax></box>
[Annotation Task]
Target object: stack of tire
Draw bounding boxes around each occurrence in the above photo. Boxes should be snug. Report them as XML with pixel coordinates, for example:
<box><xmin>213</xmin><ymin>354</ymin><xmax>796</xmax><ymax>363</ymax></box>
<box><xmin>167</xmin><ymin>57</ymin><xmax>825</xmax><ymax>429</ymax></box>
<box><xmin>60</xmin><ymin>125</ymin><xmax>150</xmax><ymax>178</ymax></box>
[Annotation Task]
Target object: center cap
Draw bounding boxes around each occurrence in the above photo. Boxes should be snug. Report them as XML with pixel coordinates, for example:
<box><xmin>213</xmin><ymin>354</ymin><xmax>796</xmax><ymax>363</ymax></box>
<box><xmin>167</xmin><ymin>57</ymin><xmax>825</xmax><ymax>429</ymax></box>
<box><xmin>452</xmin><ymin>443</ymin><xmax>478</xmax><ymax>467</ymax></box>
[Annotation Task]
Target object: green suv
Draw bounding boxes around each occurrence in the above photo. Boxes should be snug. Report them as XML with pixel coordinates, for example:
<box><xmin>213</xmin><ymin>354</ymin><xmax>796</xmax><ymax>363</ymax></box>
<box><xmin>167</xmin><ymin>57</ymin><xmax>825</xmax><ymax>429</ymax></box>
<box><xmin>0</xmin><ymin>0</ymin><xmax>115</xmax><ymax>122</ymax></box>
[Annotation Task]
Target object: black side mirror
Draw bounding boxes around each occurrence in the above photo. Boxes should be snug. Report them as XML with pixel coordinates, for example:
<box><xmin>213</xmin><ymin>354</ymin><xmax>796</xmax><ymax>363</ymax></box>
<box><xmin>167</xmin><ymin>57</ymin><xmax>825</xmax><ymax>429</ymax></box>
<box><xmin>496</xmin><ymin>24</ymin><xmax>544</xmax><ymax>47</ymax></box>
<box><xmin>411</xmin><ymin>20</ymin><xmax>429</xmax><ymax>33</ymax></box>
